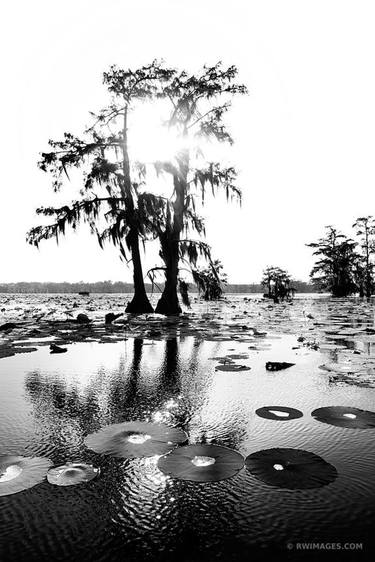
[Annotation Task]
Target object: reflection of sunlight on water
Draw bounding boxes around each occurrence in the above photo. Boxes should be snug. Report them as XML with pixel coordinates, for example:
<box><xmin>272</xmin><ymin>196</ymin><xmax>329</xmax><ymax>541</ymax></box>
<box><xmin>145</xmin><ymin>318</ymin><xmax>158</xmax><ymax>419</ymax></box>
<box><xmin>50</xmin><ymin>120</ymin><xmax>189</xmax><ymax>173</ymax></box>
<box><xmin>152</xmin><ymin>410</ymin><xmax>172</xmax><ymax>423</ymax></box>
<box><xmin>191</xmin><ymin>455</ymin><xmax>215</xmax><ymax>467</ymax></box>
<box><xmin>127</xmin><ymin>433</ymin><xmax>151</xmax><ymax>444</ymax></box>
<box><xmin>0</xmin><ymin>464</ymin><xmax>22</xmax><ymax>482</ymax></box>
<box><xmin>139</xmin><ymin>456</ymin><xmax>169</xmax><ymax>488</ymax></box>
<box><xmin>269</xmin><ymin>410</ymin><xmax>289</xmax><ymax>417</ymax></box>
<box><xmin>3</xmin><ymin>296</ymin><xmax>375</xmax><ymax>559</ymax></box>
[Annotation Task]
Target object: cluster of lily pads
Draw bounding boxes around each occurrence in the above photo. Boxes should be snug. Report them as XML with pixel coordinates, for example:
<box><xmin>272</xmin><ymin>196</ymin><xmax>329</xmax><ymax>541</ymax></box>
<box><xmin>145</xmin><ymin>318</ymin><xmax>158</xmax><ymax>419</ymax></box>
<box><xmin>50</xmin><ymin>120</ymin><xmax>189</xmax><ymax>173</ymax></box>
<box><xmin>0</xmin><ymin>456</ymin><xmax>99</xmax><ymax>496</ymax></box>
<box><xmin>2</xmin><ymin>405</ymin><xmax>375</xmax><ymax>497</ymax></box>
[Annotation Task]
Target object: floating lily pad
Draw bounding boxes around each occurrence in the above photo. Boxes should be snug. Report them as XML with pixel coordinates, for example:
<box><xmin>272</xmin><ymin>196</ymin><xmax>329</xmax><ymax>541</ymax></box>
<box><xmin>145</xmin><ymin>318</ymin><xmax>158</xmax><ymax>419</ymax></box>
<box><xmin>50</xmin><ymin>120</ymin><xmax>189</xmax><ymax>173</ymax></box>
<box><xmin>50</xmin><ymin>344</ymin><xmax>67</xmax><ymax>354</ymax></box>
<box><xmin>0</xmin><ymin>322</ymin><xmax>17</xmax><ymax>331</ymax></box>
<box><xmin>47</xmin><ymin>462</ymin><xmax>99</xmax><ymax>486</ymax></box>
<box><xmin>0</xmin><ymin>347</ymin><xmax>15</xmax><ymax>359</ymax></box>
<box><xmin>0</xmin><ymin>455</ymin><xmax>52</xmax><ymax>496</ymax></box>
<box><xmin>84</xmin><ymin>421</ymin><xmax>187</xmax><ymax>458</ymax></box>
<box><xmin>245</xmin><ymin>448</ymin><xmax>337</xmax><ymax>489</ymax></box>
<box><xmin>266</xmin><ymin>362</ymin><xmax>295</xmax><ymax>371</ymax></box>
<box><xmin>158</xmin><ymin>444</ymin><xmax>244</xmax><ymax>482</ymax></box>
<box><xmin>311</xmin><ymin>406</ymin><xmax>375</xmax><ymax>429</ymax></box>
<box><xmin>256</xmin><ymin>406</ymin><xmax>303</xmax><ymax>421</ymax></box>
<box><xmin>215</xmin><ymin>364</ymin><xmax>251</xmax><ymax>372</ymax></box>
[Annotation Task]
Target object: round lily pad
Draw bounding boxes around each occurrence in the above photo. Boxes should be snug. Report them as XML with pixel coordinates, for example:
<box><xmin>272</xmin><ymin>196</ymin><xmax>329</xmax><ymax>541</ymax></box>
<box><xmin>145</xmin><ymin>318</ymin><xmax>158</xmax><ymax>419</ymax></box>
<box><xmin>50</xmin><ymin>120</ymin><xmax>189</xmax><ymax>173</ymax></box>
<box><xmin>311</xmin><ymin>406</ymin><xmax>375</xmax><ymax>429</ymax></box>
<box><xmin>158</xmin><ymin>444</ymin><xmax>244</xmax><ymax>482</ymax></box>
<box><xmin>0</xmin><ymin>455</ymin><xmax>52</xmax><ymax>496</ymax></box>
<box><xmin>245</xmin><ymin>448</ymin><xmax>337</xmax><ymax>489</ymax></box>
<box><xmin>47</xmin><ymin>462</ymin><xmax>100</xmax><ymax>486</ymax></box>
<box><xmin>84</xmin><ymin>421</ymin><xmax>187</xmax><ymax>458</ymax></box>
<box><xmin>256</xmin><ymin>406</ymin><xmax>303</xmax><ymax>421</ymax></box>
<box><xmin>215</xmin><ymin>364</ymin><xmax>251</xmax><ymax>372</ymax></box>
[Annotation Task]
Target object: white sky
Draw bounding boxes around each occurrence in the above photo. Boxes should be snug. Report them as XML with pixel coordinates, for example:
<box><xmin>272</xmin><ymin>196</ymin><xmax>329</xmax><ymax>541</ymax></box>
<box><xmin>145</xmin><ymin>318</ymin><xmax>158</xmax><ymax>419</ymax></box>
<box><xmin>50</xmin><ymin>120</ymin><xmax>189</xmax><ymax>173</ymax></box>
<box><xmin>1</xmin><ymin>0</ymin><xmax>375</xmax><ymax>284</ymax></box>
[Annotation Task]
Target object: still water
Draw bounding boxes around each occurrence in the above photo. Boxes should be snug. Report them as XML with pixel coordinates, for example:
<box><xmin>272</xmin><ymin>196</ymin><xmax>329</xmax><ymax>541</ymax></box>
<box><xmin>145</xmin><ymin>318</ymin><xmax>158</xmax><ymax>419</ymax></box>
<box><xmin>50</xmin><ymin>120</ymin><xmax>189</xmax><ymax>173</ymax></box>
<box><xmin>1</xmin><ymin>295</ymin><xmax>375</xmax><ymax>560</ymax></box>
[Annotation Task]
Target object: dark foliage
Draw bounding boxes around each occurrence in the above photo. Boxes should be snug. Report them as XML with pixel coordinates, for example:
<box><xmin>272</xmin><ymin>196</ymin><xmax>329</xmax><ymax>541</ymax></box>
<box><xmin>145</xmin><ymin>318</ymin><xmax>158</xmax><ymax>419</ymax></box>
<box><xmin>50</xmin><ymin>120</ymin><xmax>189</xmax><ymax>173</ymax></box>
<box><xmin>153</xmin><ymin>62</ymin><xmax>247</xmax><ymax>314</ymax></box>
<box><xmin>352</xmin><ymin>216</ymin><xmax>375</xmax><ymax>297</ymax></box>
<box><xmin>192</xmin><ymin>259</ymin><xmax>227</xmax><ymax>300</ymax></box>
<box><xmin>27</xmin><ymin>61</ymin><xmax>175</xmax><ymax>314</ymax></box>
<box><xmin>307</xmin><ymin>226</ymin><xmax>358</xmax><ymax>297</ymax></box>
<box><xmin>261</xmin><ymin>266</ymin><xmax>295</xmax><ymax>303</ymax></box>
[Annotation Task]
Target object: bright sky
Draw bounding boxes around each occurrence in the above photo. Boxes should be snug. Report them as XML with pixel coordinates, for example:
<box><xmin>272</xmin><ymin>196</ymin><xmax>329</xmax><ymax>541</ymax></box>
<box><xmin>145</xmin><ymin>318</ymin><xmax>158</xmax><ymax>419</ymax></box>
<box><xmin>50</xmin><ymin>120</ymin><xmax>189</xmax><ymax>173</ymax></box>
<box><xmin>1</xmin><ymin>0</ymin><xmax>375</xmax><ymax>284</ymax></box>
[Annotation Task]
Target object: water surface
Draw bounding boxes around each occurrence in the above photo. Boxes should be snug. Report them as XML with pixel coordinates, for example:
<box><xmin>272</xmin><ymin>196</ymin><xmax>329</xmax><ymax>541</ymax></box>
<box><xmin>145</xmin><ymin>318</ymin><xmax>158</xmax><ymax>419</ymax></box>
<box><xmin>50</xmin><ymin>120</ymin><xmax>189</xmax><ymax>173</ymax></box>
<box><xmin>1</xmin><ymin>295</ymin><xmax>375</xmax><ymax>560</ymax></box>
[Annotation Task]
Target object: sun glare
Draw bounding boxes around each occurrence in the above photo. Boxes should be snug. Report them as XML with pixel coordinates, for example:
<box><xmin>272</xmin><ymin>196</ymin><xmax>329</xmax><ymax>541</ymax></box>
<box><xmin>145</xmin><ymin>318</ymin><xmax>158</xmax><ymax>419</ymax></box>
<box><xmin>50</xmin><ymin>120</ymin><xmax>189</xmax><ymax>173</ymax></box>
<box><xmin>128</xmin><ymin>103</ymin><xmax>180</xmax><ymax>162</ymax></box>
<box><xmin>128</xmin><ymin>102</ymin><xmax>229</xmax><ymax>165</ymax></box>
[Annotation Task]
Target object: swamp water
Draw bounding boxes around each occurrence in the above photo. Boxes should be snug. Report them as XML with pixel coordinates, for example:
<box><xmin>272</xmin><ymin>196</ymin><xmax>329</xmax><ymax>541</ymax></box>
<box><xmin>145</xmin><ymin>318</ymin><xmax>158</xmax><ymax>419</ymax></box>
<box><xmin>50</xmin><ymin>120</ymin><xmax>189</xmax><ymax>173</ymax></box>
<box><xmin>0</xmin><ymin>294</ymin><xmax>375</xmax><ymax>560</ymax></box>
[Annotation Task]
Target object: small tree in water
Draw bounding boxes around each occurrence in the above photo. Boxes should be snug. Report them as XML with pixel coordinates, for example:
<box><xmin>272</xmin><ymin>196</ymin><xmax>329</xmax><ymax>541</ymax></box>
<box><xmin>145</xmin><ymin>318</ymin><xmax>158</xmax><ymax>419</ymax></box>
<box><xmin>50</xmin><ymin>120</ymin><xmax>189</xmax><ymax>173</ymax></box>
<box><xmin>307</xmin><ymin>226</ymin><xmax>358</xmax><ymax>297</ymax></box>
<box><xmin>27</xmin><ymin>62</ymin><xmax>173</xmax><ymax>314</ymax></box>
<box><xmin>261</xmin><ymin>266</ymin><xmax>295</xmax><ymax>303</ymax></box>
<box><xmin>352</xmin><ymin>216</ymin><xmax>375</xmax><ymax>297</ymax></box>
<box><xmin>192</xmin><ymin>259</ymin><xmax>227</xmax><ymax>300</ymax></box>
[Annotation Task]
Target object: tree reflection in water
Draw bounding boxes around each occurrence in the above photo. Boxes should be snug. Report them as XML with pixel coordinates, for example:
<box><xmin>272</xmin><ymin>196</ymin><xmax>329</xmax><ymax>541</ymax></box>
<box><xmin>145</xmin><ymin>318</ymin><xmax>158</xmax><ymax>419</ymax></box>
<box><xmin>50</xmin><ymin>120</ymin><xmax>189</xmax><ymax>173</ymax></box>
<box><xmin>24</xmin><ymin>337</ymin><xmax>190</xmax><ymax>453</ymax></box>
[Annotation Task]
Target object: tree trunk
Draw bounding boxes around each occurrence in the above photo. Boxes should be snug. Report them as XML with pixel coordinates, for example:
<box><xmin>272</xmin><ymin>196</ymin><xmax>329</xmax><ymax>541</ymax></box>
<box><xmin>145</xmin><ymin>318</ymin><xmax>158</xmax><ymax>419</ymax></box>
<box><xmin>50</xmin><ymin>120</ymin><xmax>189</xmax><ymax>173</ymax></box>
<box><xmin>125</xmin><ymin>229</ymin><xmax>154</xmax><ymax>314</ymax></box>
<box><xmin>120</xmin><ymin>106</ymin><xmax>153</xmax><ymax>314</ymax></box>
<box><xmin>155</xmin><ymin>168</ymin><xmax>186</xmax><ymax>316</ymax></box>
<box><xmin>155</xmin><ymin>235</ymin><xmax>181</xmax><ymax>315</ymax></box>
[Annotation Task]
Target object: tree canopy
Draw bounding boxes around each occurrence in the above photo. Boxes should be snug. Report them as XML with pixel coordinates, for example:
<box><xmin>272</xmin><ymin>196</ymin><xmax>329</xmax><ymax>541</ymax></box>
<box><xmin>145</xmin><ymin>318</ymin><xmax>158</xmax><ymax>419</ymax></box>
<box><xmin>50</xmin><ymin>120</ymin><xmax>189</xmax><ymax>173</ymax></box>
<box><xmin>307</xmin><ymin>226</ymin><xmax>358</xmax><ymax>297</ymax></box>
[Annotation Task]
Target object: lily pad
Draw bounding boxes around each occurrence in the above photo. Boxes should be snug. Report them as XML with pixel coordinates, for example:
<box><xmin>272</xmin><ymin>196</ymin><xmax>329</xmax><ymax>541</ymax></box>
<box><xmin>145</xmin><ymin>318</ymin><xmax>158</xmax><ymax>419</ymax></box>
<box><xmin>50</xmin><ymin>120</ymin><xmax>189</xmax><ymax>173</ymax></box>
<box><xmin>311</xmin><ymin>406</ymin><xmax>375</xmax><ymax>429</ymax></box>
<box><xmin>50</xmin><ymin>344</ymin><xmax>67</xmax><ymax>354</ymax></box>
<box><xmin>158</xmin><ymin>444</ymin><xmax>244</xmax><ymax>482</ymax></box>
<box><xmin>47</xmin><ymin>462</ymin><xmax>99</xmax><ymax>486</ymax></box>
<box><xmin>84</xmin><ymin>421</ymin><xmax>187</xmax><ymax>458</ymax></box>
<box><xmin>265</xmin><ymin>362</ymin><xmax>295</xmax><ymax>371</ymax></box>
<box><xmin>245</xmin><ymin>448</ymin><xmax>337</xmax><ymax>489</ymax></box>
<box><xmin>215</xmin><ymin>364</ymin><xmax>251</xmax><ymax>372</ymax></box>
<box><xmin>255</xmin><ymin>406</ymin><xmax>303</xmax><ymax>421</ymax></box>
<box><xmin>0</xmin><ymin>455</ymin><xmax>52</xmax><ymax>496</ymax></box>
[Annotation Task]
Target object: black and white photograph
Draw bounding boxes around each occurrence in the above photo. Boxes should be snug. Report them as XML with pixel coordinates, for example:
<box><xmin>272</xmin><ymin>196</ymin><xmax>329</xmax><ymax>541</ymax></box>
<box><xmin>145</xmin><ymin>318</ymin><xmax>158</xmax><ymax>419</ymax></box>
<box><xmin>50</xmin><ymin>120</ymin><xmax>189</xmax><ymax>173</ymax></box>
<box><xmin>1</xmin><ymin>1</ymin><xmax>375</xmax><ymax>560</ymax></box>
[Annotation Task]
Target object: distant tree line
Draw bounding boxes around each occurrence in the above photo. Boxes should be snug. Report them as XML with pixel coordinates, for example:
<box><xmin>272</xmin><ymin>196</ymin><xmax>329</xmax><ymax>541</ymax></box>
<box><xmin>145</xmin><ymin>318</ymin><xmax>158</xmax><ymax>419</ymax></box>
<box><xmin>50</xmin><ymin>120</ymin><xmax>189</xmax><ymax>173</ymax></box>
<box><xmin>0</xmin><ymin>280</ymin><xmax>318</xmax><ymax>295</ymax></box>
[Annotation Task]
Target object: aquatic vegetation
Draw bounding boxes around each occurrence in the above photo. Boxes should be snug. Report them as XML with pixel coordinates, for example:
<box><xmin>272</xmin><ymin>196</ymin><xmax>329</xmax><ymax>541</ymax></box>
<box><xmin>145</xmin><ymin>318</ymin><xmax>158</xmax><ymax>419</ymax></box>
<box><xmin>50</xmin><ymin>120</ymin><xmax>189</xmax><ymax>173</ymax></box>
<box><xmin>265</xmin><ymin>362</ymin><xmax>295</xmax><ymax>371</ymax></box>
<box><xmin>245</xmin><ymin>448</ymin><xmax>337</xmax><ymax>489</ymax></box>
<box><xmin>215</xmin><ymin>364</ymin><xmax>250</xmax><ymax>372</ymax></box>
<box><xmin>311</xmin><ymin>406</ymin><xmax>375</xmax><ymax>429</ymax></box>
<box><xmin>84</xmin><ymin>421</ymin><xmax>187</xmax><ymax>458</ymax></box>
<box><xmin>47</xmin><ymin>462</ymin><xmax>99</xmax><ymax>486</ymax></box>
<box><xmin>0</xmin><ymin>322</ymin><xmax>17</xmax><ymax>331</ymax></box>
<box><xmin>50</xmin><ymin>343</ymin><xmax>67</xmax><ymax>354</ymax></box>
<box><xmin>158</xmin><ymin>444</ymin><xmax>244</xmax><ymax>482</ymax></box>
<box><xmin>255</xmin><ymin>406</ymin><xmax>303</xmax><ymax>421</ymax></box>
<box><xmin>0</xmin><ymin>455</ymin><xmax>52</xmax><ymax>496</ymax></box>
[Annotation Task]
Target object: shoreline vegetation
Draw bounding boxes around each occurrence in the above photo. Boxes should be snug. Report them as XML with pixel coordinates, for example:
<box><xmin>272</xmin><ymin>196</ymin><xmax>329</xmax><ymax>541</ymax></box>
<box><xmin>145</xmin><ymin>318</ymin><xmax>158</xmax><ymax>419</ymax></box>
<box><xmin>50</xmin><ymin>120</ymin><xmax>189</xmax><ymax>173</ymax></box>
<box><xmin>0</xmin><ymin>281</ymin><xmax>319</xmax><ymax>294</ymax></box>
